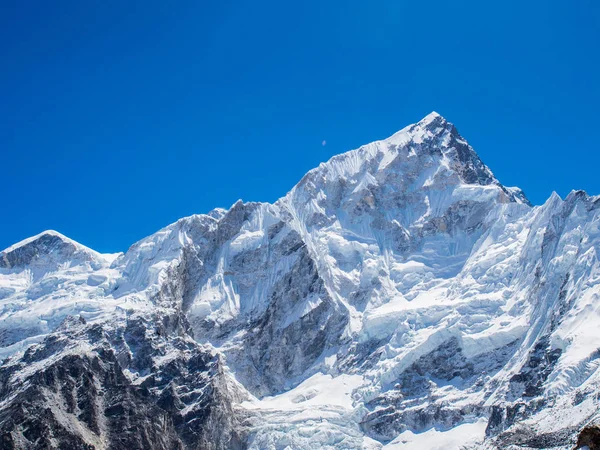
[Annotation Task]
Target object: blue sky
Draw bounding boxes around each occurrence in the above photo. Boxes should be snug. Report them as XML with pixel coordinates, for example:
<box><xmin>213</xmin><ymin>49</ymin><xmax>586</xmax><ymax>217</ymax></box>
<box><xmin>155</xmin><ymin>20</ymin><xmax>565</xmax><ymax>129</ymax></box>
<box><xmin>1</xmin><ymin>1</ymin><xmax>599</xmax><ymax>253</ymax></box>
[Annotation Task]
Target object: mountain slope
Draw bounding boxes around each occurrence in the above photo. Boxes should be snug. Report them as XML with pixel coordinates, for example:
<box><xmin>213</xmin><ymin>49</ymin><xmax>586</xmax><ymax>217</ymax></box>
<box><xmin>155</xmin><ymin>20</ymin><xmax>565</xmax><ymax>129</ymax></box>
<box><xmin>1</xmin><ymin>113</ymin><xmax>599</xmax><ymax>450</ymax></box>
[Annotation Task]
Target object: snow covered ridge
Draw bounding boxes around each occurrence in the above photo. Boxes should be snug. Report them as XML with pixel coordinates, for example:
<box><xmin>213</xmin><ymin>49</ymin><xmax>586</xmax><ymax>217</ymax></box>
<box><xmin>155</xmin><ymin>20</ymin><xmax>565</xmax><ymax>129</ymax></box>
<box><xmin>1</xmin><ymin>112</ymin><xmax>600</xmax><ymax>449</ymax></box>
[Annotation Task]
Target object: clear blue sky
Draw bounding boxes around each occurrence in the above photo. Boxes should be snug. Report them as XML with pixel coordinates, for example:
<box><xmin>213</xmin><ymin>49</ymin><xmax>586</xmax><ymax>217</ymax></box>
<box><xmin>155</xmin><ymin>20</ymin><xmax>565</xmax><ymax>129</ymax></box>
<box><xmin>1</xmin><ymin>1</ymin><xmax>599</xmax><ymax>253</ymax></box>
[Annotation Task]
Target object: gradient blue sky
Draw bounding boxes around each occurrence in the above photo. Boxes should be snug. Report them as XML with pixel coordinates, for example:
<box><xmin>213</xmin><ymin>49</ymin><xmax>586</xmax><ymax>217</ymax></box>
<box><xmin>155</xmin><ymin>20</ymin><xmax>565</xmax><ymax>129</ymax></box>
<box><xmin>2</xmin><ymin>1</ymin><xmax>599</xmax><ymax>253</ymax></box>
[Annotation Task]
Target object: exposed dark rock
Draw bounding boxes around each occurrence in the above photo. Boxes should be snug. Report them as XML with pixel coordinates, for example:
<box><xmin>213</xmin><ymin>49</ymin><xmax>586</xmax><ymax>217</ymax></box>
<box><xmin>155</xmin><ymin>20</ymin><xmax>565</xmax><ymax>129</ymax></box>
<box><xmin>0</xmin><ymin>315</ymin><xmax>248</xmax><ymax>450</ymax></box>
<box><xmin>0</xmin><ymin>232</ymin><xmax>97</xmax><ymax>270</ymax></box>
<box><xmin>360</xmin><ymin>337</ymin><xmax>516</xmax><ymax>441</ymax></box>
<box><xmin>507</xmin><ymin>336</ymin><xmax>562</xmax><ymax>401</ymax></box>
<box><xmin>489</xmin><ymin>424</ymin><xmax>577</xmax><ymax>449</ymax></box>
<box><xmin>576</xmin><ymin>425</ymin><xmax>600</xmax><ymax>450</ymax></box>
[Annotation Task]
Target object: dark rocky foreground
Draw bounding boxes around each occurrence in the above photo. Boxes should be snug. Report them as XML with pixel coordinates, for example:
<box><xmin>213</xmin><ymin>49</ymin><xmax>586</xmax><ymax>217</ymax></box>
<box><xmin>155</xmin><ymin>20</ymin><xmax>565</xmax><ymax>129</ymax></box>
<box><xmin>0</xmin><ymin>315</ymin><xmax>248</xmax><ymax>450</ymax></box>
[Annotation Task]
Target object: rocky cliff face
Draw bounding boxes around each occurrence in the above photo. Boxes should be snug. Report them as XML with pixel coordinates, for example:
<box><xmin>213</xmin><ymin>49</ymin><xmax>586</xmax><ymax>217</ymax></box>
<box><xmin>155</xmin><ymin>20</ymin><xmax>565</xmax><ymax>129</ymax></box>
<box><xmin>1</xmin><ymin>113</ymin><xmax>599</xmax><ymax>449</ymax></box>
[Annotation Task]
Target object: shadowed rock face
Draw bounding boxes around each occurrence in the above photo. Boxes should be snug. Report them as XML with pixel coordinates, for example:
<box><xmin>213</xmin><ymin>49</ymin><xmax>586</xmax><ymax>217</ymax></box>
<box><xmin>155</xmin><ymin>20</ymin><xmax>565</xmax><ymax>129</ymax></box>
<box><xmin>487</xmin><ymin>425</ymin><xmax>579</xmax><ymax>449</ymax></box>
<box><xmin>576</xmin><ymin>425</ymin><xmax>600</xmax><ymax>450</ymax></box>
<box><xmin>241</xmin><ymin>249</ymin><xmax>348</xmax><ymax>394</ymax></box>
<box><xmin>360</xmin><ymin>337</ymin><xmax>515</xmax><ymax>441</ymax></box>
<box><xmin>0</xmin><ymin>316</ymin><xmax>248</xmax><ymax>450</ymax></box>
<box><xmin>0</xmin><ymin>350</ymin><xmax>183</xmax><ymax>450</ymax></box>
<box><xmin>0</xmin><ymin>232</ymin><xmax>98</xmax><ymax>270</ymax></box>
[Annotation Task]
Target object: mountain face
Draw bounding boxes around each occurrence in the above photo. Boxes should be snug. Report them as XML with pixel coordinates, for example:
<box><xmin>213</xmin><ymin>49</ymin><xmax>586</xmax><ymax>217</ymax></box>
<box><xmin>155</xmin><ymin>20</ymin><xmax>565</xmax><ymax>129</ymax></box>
<box><xmin>1</xmin><ymin>112</ymin><xmax>599</xmax><ymax>450</ymax></box>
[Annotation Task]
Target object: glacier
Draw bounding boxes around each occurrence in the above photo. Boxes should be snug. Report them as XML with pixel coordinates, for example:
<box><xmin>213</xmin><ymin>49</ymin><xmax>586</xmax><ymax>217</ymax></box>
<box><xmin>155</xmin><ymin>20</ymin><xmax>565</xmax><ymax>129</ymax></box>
<box><xmin>1</xmin><ymin>112</ymin><xmax>599</xmax><ymax>449</ymax></box>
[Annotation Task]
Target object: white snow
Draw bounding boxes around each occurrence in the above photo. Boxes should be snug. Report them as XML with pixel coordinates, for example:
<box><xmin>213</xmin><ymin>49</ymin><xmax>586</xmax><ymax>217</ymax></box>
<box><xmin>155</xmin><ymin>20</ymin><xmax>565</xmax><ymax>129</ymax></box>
<box><xmin>385</xmin><ymin>419</ymin><xmax>488</xmax><ymax>450</ymax></box>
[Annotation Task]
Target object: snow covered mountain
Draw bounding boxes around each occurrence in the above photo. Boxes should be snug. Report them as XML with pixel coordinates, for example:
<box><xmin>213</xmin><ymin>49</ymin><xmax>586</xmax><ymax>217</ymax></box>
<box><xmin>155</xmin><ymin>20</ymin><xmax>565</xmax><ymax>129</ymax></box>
<box><xmin>1</xmin><ymin>112</ymin><xmax>600</xmax><ymax>449</ymax></box>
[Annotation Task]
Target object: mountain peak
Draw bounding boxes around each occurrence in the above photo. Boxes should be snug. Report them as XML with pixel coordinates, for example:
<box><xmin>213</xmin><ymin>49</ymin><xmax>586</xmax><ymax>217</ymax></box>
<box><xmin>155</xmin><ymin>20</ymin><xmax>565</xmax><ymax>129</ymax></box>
<box><xmin>1</xmin><ymin>230</ymin><xmax>69</xmax><ymax>254</ymax></box>
<box><xmin>0</xmin><ymin>230</ymin><xmax>99</xmax><ymax>270</ymax></box>
<box><xmin>418</xmin><ymin>110</ymin><xmax>446</xmax><ymax>126</ymax></box>
<box><xmin>290</xmin><ymin>113</ymin><xmax>529</xmax><ymax>212</ymax></box>
<box><xmin>385</xmin><ymin>111</ymin><xmax>453</xmax><ymax>147</ymax></box>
